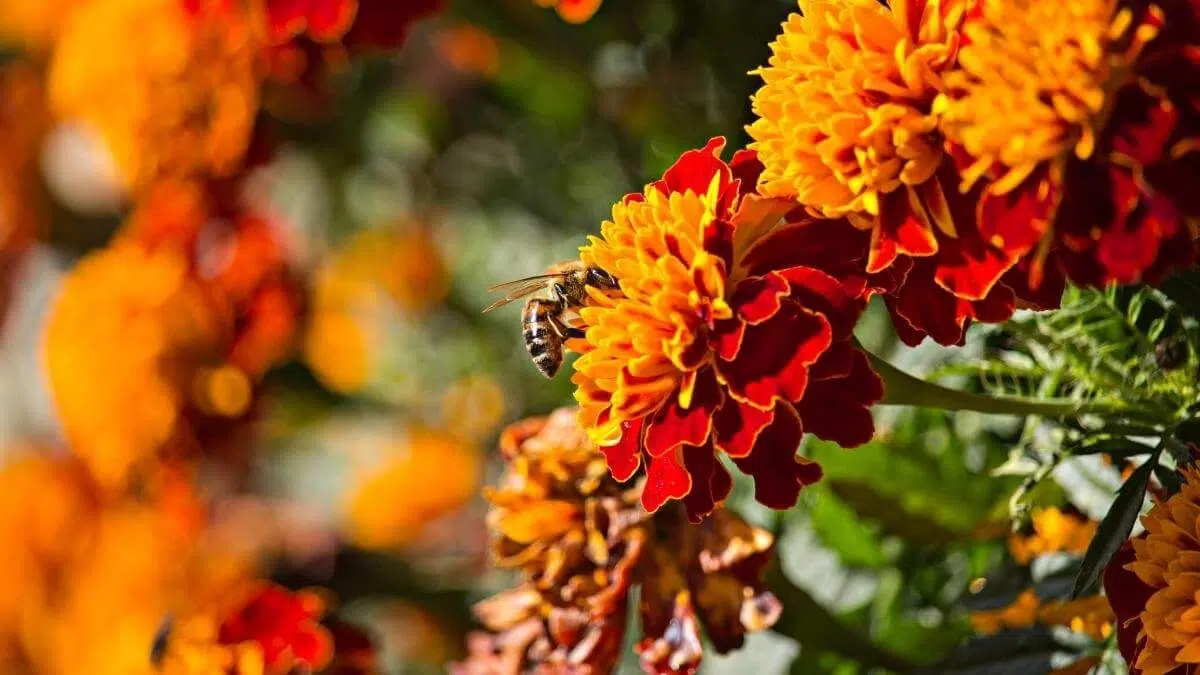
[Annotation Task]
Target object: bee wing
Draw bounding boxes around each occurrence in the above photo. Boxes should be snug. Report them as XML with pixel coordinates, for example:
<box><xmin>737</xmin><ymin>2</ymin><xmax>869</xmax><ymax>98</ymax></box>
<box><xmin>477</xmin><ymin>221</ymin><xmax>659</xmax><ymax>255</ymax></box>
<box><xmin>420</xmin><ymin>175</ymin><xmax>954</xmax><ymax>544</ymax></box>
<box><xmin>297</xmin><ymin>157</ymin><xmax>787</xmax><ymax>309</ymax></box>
<box><xmin>482</xmin><ymin>275</ymin><xmax>560</xmax><ymax>313</ymax></box>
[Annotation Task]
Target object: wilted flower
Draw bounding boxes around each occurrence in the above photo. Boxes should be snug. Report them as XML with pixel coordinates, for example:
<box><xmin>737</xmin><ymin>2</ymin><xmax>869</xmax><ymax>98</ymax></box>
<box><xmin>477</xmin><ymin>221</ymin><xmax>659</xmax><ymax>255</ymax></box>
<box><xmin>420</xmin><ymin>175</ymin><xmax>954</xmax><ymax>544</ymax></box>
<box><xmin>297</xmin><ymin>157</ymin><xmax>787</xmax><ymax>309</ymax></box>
<box><xmin>571</xmin><ymin>138</ymin><xmax>883</xmax><ymax>519</ymax></box>
<box><xmin>1008</xmin><ymin>507</ymin><xmax>1098</xmax><ymax>565</ymax></box>
<box><xmin>747</xmin><ymin>0</ymin><xmax>1026</xmax><ymax>346</ymax></box>
<box><xmin>48</xmin><ymin>0</ymin><xmax>261</xmax><ymax>195</ymax></box>
<box><xmin>937</xmin><ymin>0</ymin><xmax>1200</xmax><ymax>289</ymax></box>
<box><xmin>453</xmin><ymin>409</ymin><xmax>781</xmax><ymax>675</ymax></box>
<box><xmin>1105</xmin><ymin>466</ymin><xmax>1200</xmax><ymax>675</ymax></box>
<box><xmin>533</xmin><ymin>0</ymin><xmax>602</xmax><ymax>24</ymax></box>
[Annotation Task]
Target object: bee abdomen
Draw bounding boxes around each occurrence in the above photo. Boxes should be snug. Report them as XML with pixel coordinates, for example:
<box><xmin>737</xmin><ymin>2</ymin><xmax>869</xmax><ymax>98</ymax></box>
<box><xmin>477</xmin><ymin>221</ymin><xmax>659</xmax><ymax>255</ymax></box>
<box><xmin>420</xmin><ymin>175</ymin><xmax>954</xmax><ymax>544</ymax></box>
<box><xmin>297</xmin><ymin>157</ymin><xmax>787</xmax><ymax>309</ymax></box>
<box><xmin>524</xmin><ymin>300</ymin><xmax>564</xmax><ymax>378</ymax></box>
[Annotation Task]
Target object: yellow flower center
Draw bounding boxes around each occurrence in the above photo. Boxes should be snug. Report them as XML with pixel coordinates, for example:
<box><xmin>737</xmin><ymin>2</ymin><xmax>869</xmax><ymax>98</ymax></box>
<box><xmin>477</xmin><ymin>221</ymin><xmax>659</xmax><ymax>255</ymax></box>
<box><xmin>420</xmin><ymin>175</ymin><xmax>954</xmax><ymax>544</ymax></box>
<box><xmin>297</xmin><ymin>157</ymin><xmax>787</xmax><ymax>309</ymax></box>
<box><xmin>748</xmin><ymin>0</ymin><xmax>966</xmax><ymax>219</ymax></box>
<box><xmin>937</xmin><ymin>0</ymin><xmax>1163</xmax><ymax>193</ymax></box>
<box><xmin>574</xmin><ymin>180</ymin><xmax>731</xmax><ymax>444</ymax></box>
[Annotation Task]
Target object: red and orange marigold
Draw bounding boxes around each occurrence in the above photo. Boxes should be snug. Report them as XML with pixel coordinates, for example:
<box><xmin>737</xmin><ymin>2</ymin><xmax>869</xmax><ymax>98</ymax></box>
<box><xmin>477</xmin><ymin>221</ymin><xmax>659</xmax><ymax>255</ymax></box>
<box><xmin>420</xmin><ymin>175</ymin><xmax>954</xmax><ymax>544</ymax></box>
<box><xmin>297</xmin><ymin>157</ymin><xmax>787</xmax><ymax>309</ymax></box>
<box><xmin>938</xmin><ymin>0</ymin><xmax>1200</xmax><ymax>290</ymax></box>
<box><xmin>571</xmin><ymin>138</ymin><xmax>884</xmax><ymax>520</ymax></box>
<box><xmin>1105</xmin><ymin>466</ymin><xmax>1200</xmax><ymax>675</ymax></box>
<box><xmin>747</xmin><ymin>0</ymin><xmax>1040</xmax><ymax>346</ymax></box>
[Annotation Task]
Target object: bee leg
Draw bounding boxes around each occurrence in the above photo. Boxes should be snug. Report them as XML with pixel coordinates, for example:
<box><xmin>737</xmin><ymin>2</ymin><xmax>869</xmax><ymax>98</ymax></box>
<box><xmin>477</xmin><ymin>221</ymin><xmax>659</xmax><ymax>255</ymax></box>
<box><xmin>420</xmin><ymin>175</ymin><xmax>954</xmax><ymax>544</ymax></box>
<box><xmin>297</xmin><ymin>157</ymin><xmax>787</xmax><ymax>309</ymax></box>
<box><xmin>565</xmin><ymin>327</ymin><xmax>586</xmax><ymax>339</ymax></box>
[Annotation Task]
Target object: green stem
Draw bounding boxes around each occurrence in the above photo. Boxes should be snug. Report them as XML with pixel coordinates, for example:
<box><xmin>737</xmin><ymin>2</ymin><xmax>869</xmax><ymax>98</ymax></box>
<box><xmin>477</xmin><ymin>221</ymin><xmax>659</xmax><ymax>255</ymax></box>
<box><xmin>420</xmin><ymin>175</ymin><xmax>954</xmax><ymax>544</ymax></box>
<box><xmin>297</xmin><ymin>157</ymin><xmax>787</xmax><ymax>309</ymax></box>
<box><xmin>867</xmin><ymin>351</ymin><xmax>1123</xmax><ymax>418</ymax></box>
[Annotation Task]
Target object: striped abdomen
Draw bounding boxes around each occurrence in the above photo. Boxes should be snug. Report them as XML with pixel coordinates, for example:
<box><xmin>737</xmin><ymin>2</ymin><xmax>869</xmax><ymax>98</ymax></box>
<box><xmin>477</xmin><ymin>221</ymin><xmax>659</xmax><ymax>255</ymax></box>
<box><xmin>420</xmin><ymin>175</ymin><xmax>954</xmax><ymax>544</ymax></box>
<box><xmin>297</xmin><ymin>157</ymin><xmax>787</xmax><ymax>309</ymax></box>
<box><xmin>523</xmin><ymin>298</ymin><xmax>565</xmax><ymax>378</ymax></box>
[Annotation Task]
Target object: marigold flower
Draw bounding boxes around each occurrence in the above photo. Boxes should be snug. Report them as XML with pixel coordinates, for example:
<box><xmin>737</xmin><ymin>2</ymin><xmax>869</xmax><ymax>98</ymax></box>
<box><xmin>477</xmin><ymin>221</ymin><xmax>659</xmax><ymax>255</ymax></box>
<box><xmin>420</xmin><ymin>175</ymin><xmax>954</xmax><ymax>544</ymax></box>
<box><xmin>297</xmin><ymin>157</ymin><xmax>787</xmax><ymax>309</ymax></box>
<box><xmin>0</xmin><ymin>0</ymin><xmax>92</xmax><ymax>50</ymax></box>
<box><xmin>453</xmin><ymin>409</ymin><xmax>781</xmax><ymax>675</ymax></box>
<box><xmin>533</xmin><ymin>0</ymin><xmax>602</xmax><ymax>24</ymax></box>
<box><xmin>571</xmin><ymin>138</ymin><xmax>883</xmax><ymax>519</ymax></box>
<box><xmin>1008</xmin><ymin>507</ymin><xmax>1098</xmax><ymax>566</ymax></box>
<box><xmin>48</xmin><ymin>0</ymin><xmax>262</xmax><ymax>195</ymax></box>
<box><xmin>1105</xmin><ymin>466</ymin><xmax>1200</xmax><ymax>675</ymax></box>
<box><xmin>970</xmin><ymin>589</ymin><xmax>1115</xmax><ymax>642</ymax></box>
<box><xmin>747</xmin><ymin>0</ymin><xmax>1045</xmax><ymax>346</ymax></box>
<box><xmin>345</xmin><ymin>427</ymin><xmax>481</xmax><ymax>550</ymax></box>
<box><xmin>437</xmin><ymin>24</ymin><xmax>502</xmax><ymax>78</ymax></box>
<box><xmin>45</xmin><ymin>242</ymin><xmax>233</xmax><ymax>490</ymax></box>
<box><xmin>938</xmin><ymin>0</ymin><xmax>1200</xmax><ymax>289</ymax></box>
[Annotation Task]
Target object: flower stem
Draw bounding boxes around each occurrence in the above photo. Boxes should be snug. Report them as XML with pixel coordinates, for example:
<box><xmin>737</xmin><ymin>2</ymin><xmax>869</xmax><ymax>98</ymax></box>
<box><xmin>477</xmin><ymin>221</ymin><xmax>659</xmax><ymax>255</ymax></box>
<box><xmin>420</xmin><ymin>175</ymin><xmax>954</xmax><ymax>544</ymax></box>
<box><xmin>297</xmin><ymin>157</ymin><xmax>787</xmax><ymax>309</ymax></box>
<box><xmin>867</xmin><ymin>351</ymin><xmax>1122</xmax><ymax>418</ymax></box>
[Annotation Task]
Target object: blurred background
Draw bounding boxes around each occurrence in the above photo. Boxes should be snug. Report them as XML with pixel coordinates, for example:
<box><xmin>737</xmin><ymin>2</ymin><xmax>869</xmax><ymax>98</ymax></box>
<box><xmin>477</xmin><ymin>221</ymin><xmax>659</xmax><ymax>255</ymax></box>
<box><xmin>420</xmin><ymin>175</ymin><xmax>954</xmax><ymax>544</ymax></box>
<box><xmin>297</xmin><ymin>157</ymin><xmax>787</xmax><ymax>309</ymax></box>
<box><xmin>0</xmin><ymin>0</ymin><xmax>1129</xmax><ymax>673</ymax></box>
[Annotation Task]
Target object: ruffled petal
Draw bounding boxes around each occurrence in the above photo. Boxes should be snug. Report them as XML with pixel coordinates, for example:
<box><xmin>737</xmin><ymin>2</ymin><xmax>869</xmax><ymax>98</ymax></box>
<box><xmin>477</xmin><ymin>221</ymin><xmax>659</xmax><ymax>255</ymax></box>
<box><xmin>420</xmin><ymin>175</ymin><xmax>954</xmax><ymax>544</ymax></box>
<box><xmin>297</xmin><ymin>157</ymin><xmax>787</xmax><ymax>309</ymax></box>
<box><xmin>729</xmin><ymin>404</ymin><xmax>820</xmax><ymax>510</ymax></box>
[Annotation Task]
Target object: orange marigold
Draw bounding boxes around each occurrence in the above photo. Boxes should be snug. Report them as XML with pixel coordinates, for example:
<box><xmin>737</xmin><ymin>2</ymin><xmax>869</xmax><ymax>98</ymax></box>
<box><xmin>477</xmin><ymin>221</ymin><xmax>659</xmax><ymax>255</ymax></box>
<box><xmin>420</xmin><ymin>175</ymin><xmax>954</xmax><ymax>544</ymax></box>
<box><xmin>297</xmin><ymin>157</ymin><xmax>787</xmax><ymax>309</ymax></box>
<box><xmin>48</xmin><ymin>0</ymin><xmax>262</xmax><ymax>195</ymax></box>
<box><xmin>747</xmin><ymin>0</ymin><xmax>1041</xmax><ymax>346</ymax></box>
<box><xmin>1008</xmin><ymin>507</ymin><xmax>1098</xmax><ymax>565</ymax></box>
<box><xmin>45</xmin><ymin>242</ymin><xmax>234</xmax><ymax>490</ymax></box>
<box><xmin>970</xmin><ymin>589</ymin><xmax>1114</xmax><ymax>642</ymax></box>
<box><xmin>453</xmin><ymin>409</ymin><xmax>781</xmax><ymax>675</ymax></box>
<box><xmin>572</xmin><ymin>138</ymin><xmax>884</xmax><ymax>519</ymax></box>
<box><xmin>1105</xmin><ymin>466</ymin><xmax>1200</xmax><ymax>675</ymax></box>
<box><xmin>938</xmin><ymin>0</ymin><xmax>1200</xmax><ymax>290</ymax></box>
<box><xmin>0</xmin><ymin>0</ymin><xmax>93</xmax><ymax>50</ymax></box>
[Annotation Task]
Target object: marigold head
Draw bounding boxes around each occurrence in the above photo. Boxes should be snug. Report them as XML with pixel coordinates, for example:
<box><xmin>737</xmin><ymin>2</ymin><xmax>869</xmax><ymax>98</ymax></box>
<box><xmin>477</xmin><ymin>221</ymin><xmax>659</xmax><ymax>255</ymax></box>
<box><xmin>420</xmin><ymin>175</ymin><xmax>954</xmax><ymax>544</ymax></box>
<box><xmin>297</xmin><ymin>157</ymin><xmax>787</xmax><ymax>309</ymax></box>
<box><xmin>533</xmin><ymin>0</ymin><xmax>602</xmax><ymax>23</ymax></box>
<box><xmin>45</xmin><ymin>243</ymin><xmax>234</xmax><ymax>490</ymax></box>
<box><xmin>938</xmin><ymin>0</ymin><xmax>1199</xmax><ymax>289</ymax></box>
<box><xmin>748</xmin><ymin>0</ymin><xmax>966</xmax><ymax>219</ymax></box>
<box><xmin>1008</xmin><ymin>507</ymin><xmax>1098</xmax><ymax>565</ymax></box>
<box><xmin>572</xmin><ymin>138</ymin><xmax>883</xmax><ymax>519</ymax></box>
<box><xmin>48</xmin><ymin>0</ymin><xmax>262</xmax><ymax>195</ymax></box>
<box><xmin>1105</xmin><ymin>467</ymin><xmax>1200</xmax><ymax>675</ymax></box>
<box><xmin>455</xmin><ymin>410</ymin><xmax>781</xmax><ymax>675</ymax></box>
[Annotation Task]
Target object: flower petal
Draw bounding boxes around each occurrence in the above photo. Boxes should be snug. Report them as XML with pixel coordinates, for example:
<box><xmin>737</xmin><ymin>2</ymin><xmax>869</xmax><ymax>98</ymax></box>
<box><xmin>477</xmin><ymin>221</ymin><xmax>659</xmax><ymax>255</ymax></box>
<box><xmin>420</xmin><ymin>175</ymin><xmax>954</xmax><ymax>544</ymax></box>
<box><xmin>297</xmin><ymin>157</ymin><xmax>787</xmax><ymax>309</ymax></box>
<box><xmin>641</xmin><ymin>448</ymin><xmax>692</xmax><ymax>513</ymax></box>
<box><xmin>795</xmin><ymin>346</ymin><xmax>882</xmax><ymax>448</ymax></box>
<box><xmin>730</xmin><ymin>404</ymin><xmax>821</xmax><ymax>510</ymax></box>
<box><xmin>599</xmin><ymin>418</ymin><xmax>644</xmax><ymax>482</ymax></box>
<box><xmin>680</xmin><ymin>442</ymin><xmax>733</xmax><ymax>523</ymax></box>
<box><xmin>713</xmin><ymin>398</ymin><xmax>775</xmax><ymax>460</ymax></box>
<box><xmin>643</xmin><ymin>373</ymin><xmax>722</xmax><ymax>458</ymax></box>
<box><xmin>718</xmin><ymin>301</ymin><xmax>832</xmax><ymax>408</ymax></box>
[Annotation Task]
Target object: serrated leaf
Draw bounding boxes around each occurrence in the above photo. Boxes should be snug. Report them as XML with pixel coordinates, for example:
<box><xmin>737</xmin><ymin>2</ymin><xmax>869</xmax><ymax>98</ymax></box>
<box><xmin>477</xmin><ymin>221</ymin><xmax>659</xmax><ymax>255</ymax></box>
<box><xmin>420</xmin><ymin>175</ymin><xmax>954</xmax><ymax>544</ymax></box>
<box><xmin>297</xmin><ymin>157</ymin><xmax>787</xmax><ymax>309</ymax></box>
<box><xmin>1069</xmin><ymin>437</ymin><xmax>1155</xmax><ymax>458</ymax></box>
<box><xmin>1071</xmin><ymin>453</ymin><xmax>1156</xmax><ymax>598</ymax></box>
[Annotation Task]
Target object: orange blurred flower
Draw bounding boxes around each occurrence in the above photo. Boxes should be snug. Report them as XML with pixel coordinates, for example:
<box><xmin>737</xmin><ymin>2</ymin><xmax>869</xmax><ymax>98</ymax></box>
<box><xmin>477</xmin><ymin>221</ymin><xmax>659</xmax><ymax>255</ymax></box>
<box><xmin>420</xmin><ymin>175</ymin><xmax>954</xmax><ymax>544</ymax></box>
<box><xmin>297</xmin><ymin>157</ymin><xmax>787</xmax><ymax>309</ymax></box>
<box><xmin>938</xmin><ymin>0</ymin><xmax>1199</xmax><ymax>290</ymax></box>
<box><xmin>45</xmin><ymin>241</ymin><xmax>234</xmax><ymax>490</ymax></box>
<box><xmin>1008</xmin><ymin>507</ymin><xmax>1098</xmax><ymax>565</ymax></box>
<box><xmin>436</xmin><ymin>24</ymin><xmax>501</xmax><ymax>78</ymax></box>
<box><xmin>533</xmin><ymin>0</ymin><xmax>602</xmax><ymax>24</ymax></box>
<box><xmin>0</xmin><ymin>0</ymin><xmax>93</xmax><ymax>51</ymax></box>
<box><xmin>747</xmin><ymin>0</ymin><xmax>1033</xmax><ymax>346</ymax></box>
<box><xmin>303</xmin><ymin>225</ymin><xmax>447</xmax><ymax>394</ymax></box>
<box><xmin>572</xmin><ymin>138</ymin><xmax>883</xmax><ymax>519</ymax></box>
<box><xmin>454</xmin><ymin>410</ymin><xmax>780</xmax><ymax>675</ymax></box>
<box><xmin>1106</xmin><ymin>466</ymin><xmax>1200</xmax><ymax>675</ymax></box>
<box><xmin>345</xmin><ymin>427</ymin><xmax>481</xmax><ymax>550</ymax></box>
<box><xmin>48</xmin><ymin>0</ymin><xmax>262</xmax><ymax>195</ymax></box>
<box><xmin>969</xmin><ymin>589</ymin><xmax>1114</xmax><ymax>642</ymax></box>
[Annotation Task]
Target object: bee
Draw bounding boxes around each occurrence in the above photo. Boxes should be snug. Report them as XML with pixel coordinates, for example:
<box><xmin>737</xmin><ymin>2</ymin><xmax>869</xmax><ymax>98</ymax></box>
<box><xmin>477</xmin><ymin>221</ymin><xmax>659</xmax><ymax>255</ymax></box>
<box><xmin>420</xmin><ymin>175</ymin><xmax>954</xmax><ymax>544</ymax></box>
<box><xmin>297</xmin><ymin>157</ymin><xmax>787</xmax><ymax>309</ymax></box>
<box><xmin>484</xmin><ymin>261</ymin><xmax>619</xmax><ymax>378</ymax></box>
<box><xmin>150</xmin><ymin>616</ymin><xmax>173</xmax><ymax>666</ymax></box>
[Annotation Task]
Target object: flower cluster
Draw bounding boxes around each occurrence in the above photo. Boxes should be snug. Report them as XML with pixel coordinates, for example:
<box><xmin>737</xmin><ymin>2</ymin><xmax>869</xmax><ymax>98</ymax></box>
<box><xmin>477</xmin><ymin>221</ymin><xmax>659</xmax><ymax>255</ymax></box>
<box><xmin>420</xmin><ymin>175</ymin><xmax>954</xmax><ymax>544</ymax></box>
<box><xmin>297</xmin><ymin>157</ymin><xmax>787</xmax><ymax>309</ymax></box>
<box><xmin>739</xmin><ymin>0</ymin><xmax>1198</xmax><ymax>346</ymax></box>
<box><xmin>453</xmin><ymin>409</ymin><xmax>781</xmax><ymax>675</ymax></box>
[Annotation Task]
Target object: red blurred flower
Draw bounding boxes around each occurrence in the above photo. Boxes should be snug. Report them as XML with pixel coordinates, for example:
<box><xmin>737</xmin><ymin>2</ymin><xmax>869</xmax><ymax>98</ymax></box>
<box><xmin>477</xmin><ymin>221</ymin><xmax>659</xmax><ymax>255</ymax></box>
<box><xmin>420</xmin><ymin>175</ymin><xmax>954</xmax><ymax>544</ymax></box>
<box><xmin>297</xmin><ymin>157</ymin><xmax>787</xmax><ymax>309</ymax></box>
<box><xmin>572</xmin><ymin>139</ymin><xmax>884</xmax><ymax>520</ymax></box>
<box><xmin>219</xmin><ymin>585</ymin><xmax>333</xmax><ymax>671</ymax></box>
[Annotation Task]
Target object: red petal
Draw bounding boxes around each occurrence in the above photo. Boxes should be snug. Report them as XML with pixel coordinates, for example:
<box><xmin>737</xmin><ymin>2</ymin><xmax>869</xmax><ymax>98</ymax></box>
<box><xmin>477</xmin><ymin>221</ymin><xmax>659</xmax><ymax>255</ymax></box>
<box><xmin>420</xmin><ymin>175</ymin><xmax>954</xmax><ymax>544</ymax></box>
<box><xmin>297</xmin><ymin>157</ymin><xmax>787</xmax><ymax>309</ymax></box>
<box><xmin>680</xmin><ymin>443</ymin><xmax>733</xmax><ymax>523</ymax></box>
<box><xmin>713</xmin><ymin>398</ymin><xmax>774</xmax><ymax>459</ymax></box>
<box><xmin>1102</xmin><ymin>542</ymin><xmax>1154</xmax><ymax>669</ymax></box>
<box><xmin>643</xmin><ymin>374</ymin><xmax>722</xmax><ymax>458</ymax></box>
<box><xmin>795</xmin><ymin>347</ymin><xmax>881</xmax><ymax>448</ymax></box>
<box><xmin>641</xmin><ymin>448</ymin><xmax>692</xmax><ymax>513</ymax></box>
<box><xmin>873</xmin><ymin>189</ymin><xmax>938</xmax><ymax>269</ymax></box>
<box><xmin>729</xmin><ymin>149</ymin><xmax>765</xmax><ymax>197</ymax></box>
<box><xmin>730</xmin><ymin>273</ymin><xmax>789</xmax><ymax>325</ymax></box>
<box><xmin>661</xmin><ymin>137</ymin><xmax>730</xmax><ymax>196</ymax></box>
<box><xmin>1110</xmin><ymin>84</ymin><xmax>1179</xmax><ymax>166</ymax></box>
<box><xmin>729</xmin><ymin>404</ymin><xmax>821</xmax><ymax>510</ymax></box>
<box><xmin>601</xmin><ymin>418</ymin><xmax>644</xmax><ymax>482</ymax></box>
<box><xmin>777</xmin><ymin>266</ymin><xmax>868</xmax><ymax>341</ymax></box>
<box><xmin>739</xmin><ymin>214</ymin><xmax>872</xmax><ymax>282</ymax></box>
<box><xmin>718</xmin><ymin>301</ymin><xmax>831</xmax><ymax>408</ymax></box>
<box><xmin>306</xmin><ymin>0</ymin><xmax>357</xmax><ymax>41</ymax></box>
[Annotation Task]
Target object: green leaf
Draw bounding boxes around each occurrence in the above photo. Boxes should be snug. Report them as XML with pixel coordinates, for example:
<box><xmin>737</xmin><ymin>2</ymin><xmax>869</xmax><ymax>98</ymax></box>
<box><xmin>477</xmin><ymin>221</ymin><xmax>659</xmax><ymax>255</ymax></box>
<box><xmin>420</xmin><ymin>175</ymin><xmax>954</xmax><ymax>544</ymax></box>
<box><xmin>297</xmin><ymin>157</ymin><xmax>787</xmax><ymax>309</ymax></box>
<box><xmin>1160</xmin><ymin>269</ymin><xmax>1200</xmax><ymax>319</ymax></box>
<box><xmin>1071</xmin><ymin>453</ymin><xmax>1156</xmax><ymax>598</ymax></box>
<box><xmin>809</xmin><ymin>486</ymin><xmax>888</xmax><ymax>569</ymax></box>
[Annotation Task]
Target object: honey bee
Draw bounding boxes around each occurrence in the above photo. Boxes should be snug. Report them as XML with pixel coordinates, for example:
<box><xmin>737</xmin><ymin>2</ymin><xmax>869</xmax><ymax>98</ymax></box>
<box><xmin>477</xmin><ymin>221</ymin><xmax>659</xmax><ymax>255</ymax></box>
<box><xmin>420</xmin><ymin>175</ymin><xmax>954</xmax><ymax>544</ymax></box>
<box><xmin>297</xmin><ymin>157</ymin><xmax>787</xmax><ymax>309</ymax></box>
<box><xmin>484</xmin><ymin>261</ymin><xmax>618</xmax><ymax>378</ymax></box>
